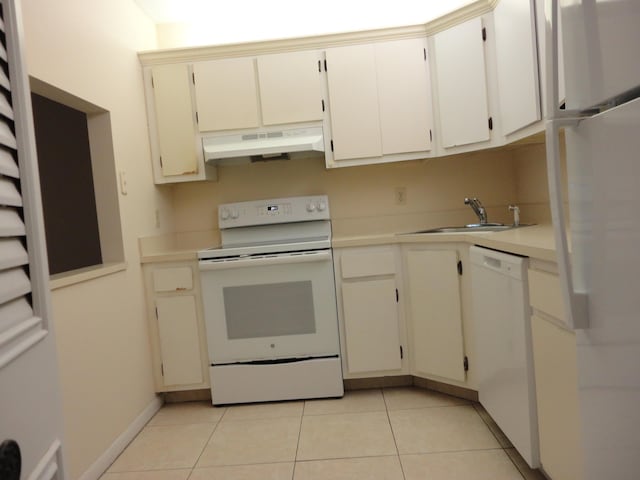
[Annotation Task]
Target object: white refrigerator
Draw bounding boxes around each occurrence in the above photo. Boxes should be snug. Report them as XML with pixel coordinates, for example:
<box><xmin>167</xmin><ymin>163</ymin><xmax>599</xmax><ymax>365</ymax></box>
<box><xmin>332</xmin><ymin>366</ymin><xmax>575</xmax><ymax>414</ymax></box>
<box><xmin>545</xmin><ymin>1</ymin><xmax>640</xmax><ymax>479</ymax></box>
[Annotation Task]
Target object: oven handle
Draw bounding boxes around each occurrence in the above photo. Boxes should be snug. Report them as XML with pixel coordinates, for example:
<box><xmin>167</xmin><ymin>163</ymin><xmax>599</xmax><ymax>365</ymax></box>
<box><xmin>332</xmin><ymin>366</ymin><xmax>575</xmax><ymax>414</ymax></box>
<box><xmin>199</xmin><ymin>250</ymin><xmax>332</xmax><ymax>271</ymax></box>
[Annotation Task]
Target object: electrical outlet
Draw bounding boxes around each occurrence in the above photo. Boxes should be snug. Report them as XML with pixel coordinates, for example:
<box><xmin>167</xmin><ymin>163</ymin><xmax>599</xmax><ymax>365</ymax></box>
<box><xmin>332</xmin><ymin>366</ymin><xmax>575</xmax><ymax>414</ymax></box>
<box><xmin>394</xmin><ymin>186</ymin><xmax>407</xmax><ymax>205</ymax></box>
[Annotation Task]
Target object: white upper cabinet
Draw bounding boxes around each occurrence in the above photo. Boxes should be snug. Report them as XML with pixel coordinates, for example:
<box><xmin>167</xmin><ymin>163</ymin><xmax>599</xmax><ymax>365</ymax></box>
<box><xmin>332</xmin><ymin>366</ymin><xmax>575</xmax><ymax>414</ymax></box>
<box><xmin>493</xmin><ymin>0</ymin><xmax>541</xmax><ymax>136</ymax></box>
<box><xmin>375</xmin><ymin>39</ymin><xmax>433</xmax><ymax>155</ymax></box>
<box><xmin>325</xmin><ymin>44</ymin><xmax>383</xmax><ymax>161</ymax></box>
<box><xmin>325</xmin><ymin>38</ymin><xmax>433</xmax><ymax>166</ymax></box>
<box><xmin>193</xmin><ymin>51</ymin><xmax>323</xmax><ymax>132</ymax></box>
<box><xmin>193</xmin><ymin>57</ymin><xmax>260</xmax><ymax>132</ymax></box>
<box><xmin>147</xmin><ymin>64</ymin><xmax>200</xmax><ymax>180</ymax></box>
<box><xmin>433</xmin><ymin>17</ymin><xmax>491</xmax><ymax>149</ymax></box>
<box><xmin>257</xmin><ymin>50</ymin><xmax>324</xmax><ymax>125</ymax></box>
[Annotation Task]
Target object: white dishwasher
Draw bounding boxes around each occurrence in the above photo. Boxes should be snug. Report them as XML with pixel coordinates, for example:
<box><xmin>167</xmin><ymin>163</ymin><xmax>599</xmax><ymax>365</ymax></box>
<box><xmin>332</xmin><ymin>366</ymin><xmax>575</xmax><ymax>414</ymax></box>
<box><xmin>470</xmin><ymin>246</ymin><xmax>539</xmax><ymax>468</ymax></box>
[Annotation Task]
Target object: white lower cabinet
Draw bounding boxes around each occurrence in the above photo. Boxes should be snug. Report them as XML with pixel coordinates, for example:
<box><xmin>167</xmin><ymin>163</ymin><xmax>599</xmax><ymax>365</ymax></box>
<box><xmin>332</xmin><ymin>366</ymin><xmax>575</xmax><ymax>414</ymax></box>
<box><xmin>403</xmin><ymin>245</ymin><xmax>468</xmax><ymax>384</ymax></box>
<box><xmin>528</xmin><ymin>262</ymin><xmax>584</xmax><ymax>480</ymax></box>
<box><xmin>143</xmin><ymin>261</ymin><xmax>210</xmax><ymax>392</ymax></box>
<box><xmin>333</xmin><ymin>246</ymin><xmax>407</xmax><ymax>378</ymax></box>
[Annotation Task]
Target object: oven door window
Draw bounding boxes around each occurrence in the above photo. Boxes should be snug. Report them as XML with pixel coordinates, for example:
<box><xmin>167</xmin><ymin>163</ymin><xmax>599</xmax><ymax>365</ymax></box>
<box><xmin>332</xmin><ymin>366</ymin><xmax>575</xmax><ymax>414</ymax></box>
<box><xmin>223</xmin><ymin>281</ymin><xmax>316</xmax><ymax>339</ymax></box>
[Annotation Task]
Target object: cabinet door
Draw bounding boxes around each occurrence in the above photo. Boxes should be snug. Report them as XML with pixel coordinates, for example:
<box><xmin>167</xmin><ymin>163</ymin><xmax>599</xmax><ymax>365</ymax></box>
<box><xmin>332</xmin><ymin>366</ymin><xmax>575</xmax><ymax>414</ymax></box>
<box><xmin>257</xmin><ymin>50</ymin><xmax>323</xmax><ymax>125</ymax></box>
<box><xmin>376</xmin><ymin>38</ymin><xmax>433</xmax><ymax>154</ymax></box>
<box><xmin>342</xmin><ymin>278</ymin><xmax>402</xmax><ymax>374</ymax></box>
<box><xmin>433</xmin><ymin>17</ymin><xmax>490</xmax><ymax>148</ymax></box>
<box><xmin>193</xmin><ymin>57</ymin><xmax>260</xmax><ymax>131</ymax></box>
<box><xmin>531</xmin><ymin>314</ymin><xmax>583</xmax><ymax>480</ymax></box>
<box><xmin>406</xmin><ymin>249</ymin><xmax>465</xmax><ymax>381</ymax></box>
<box><xmin>156</xmin><ymin>295</ymin><xmax>204</xmax><ymax>387</ymax></box>
<box><xmin>325</xmin><ymin>44</ymin><xmax>383</xmax><ymax>161</ymax></box>
<box><xmin>150</xmin><ymin>64</ymin><xmax>199</xmax><ymax>176</ymax></box>
<box><xmin>494</xmin><ymin>0</ymin><xmax>541</xmax><ymax>135</ymax></box>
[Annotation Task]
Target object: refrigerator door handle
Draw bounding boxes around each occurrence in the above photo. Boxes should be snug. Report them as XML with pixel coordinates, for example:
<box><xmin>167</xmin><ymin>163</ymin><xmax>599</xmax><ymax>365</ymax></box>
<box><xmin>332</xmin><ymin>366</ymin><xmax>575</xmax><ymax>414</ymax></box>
<box><xmin>544</xmin><ymin>119</ymin><xmax>589</xmax><ymax>330</ymax></box>
<box><xmin>545</xmin><ymin>0</ymin><xmax>589</xmax><ymax>330</ymax></box>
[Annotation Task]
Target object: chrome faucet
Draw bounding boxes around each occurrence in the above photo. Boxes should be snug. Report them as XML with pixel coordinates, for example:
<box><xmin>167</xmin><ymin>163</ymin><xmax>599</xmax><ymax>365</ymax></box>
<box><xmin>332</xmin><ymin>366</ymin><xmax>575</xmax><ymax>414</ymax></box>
<box><xmin>464</xmin><ymin>197</ymin><xmax>488</xmax><ymax>225</ymax></box>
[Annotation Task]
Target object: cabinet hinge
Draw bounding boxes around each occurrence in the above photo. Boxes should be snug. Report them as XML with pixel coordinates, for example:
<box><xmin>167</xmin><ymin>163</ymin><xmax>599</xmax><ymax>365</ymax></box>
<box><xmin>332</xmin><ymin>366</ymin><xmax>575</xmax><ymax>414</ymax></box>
<box><xmin>196</xmin><ymin>111</ymin><xmax>199</xmax><ymax>124</ymax></box>
<box><xmin>457</xmin><ymin>260</ymin><xmax>463</xmax><ymax>276</ymax></box>
<box><xmin>429</xmin><ymin>129</ymin><xmax>433</xmax><ymax>142</ymax></box>
<box><xmin>192</xmin><ymin>72</ymin><xmax>195</xmax><ymax>84</ymax></box>
<box><xmin>318</xmin><ymin>60</ymin><xmax>321</xmax><ymax>72</ymax></box>
<box><xmin>160</xmin><ymin>363</ymin><xmax>164</xmax><ymax>376</ymax></box>
<box><xmin>482</xmin><ymin>27</ymin><xmax>487</xmax><ymax>41</ymax></box>
<box><xmin>324</xmin><ymin>59</ymin><xmax>328</xmax><ymax>72</ymax></box>
<box><xmin>463</xmin><ymin>356</ymin><xmax>469</xmax><ymax>372</ymax></box>
<box><xmin>395</xmin><ymin>288</ymin><xmax>399</xmax><ymax>302</ymax></box>
<box><xmin>322</xmin><ymin>99</ymin><xmax>325</xmax><ymax>112</ymax></box>
<box><xmin>400</xmin><ymin>345</ymin><xmax>404</xmax><ymax>359</ymax></box>
<box><xmin>151</xmin><ymin>75</ymin><xmax>154</xmax><ymax>88</ymax></box>
<box><xmin>423</xmin><ymin>48</ymin><xmax>427</xmax><ymax>61</ymax></box>
<box><xmin>159</xmin><ymin>157</ymin><xmax>163</xmax><ymax>169</ymax></box>
<box><xmin>488</xmin><ymin>117</ymin><xmax>493</xmax><ymax>130</ymax></box>
<box><xmin>330</xmin><ymin>139</ymin><xmax>334</xmax><ymax>152</ymax></box>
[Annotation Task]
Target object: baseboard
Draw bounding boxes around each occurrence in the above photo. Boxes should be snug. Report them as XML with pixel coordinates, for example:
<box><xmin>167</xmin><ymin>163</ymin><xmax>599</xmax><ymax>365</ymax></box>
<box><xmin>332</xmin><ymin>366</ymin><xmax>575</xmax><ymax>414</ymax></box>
<box><xmin>78</xmin><ymin>395</ymin><xmax>163</xmax><ymax>480</ymax></box>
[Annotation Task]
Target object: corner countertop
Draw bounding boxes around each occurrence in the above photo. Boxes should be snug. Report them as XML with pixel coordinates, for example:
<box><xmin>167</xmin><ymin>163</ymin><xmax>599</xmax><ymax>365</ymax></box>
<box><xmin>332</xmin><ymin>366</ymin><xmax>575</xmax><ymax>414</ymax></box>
<box><xmin>139</xmin><ymin>224</ymin><xmax>559</xmax><ymax>264</ymax></box>
<box><xmin>332</xmin><ymin>224</ymin><xmax>558</xmax><ymax>263</ymax></box>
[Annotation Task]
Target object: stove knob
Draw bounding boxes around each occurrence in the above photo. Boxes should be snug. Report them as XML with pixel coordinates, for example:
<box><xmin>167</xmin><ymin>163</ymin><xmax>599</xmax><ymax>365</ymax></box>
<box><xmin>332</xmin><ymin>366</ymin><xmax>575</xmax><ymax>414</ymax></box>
<box><xmin>317</xmin><ymin>201</ymin><xmax>327</xmax><ymax>212</ymax></box>
<box><xmin>220</xmin><ymin>208</ymin><xmax>231</xmax><ymax>220</ymax></box>
<box><xmin>306</xmin><ymin>203</ymin><xmax>316</xmax><ymax>212</ymax></box>
<box><xmin>230</xmin><ymin>209</ymin><xmax>240</xmax><ymax>219</ymax></box>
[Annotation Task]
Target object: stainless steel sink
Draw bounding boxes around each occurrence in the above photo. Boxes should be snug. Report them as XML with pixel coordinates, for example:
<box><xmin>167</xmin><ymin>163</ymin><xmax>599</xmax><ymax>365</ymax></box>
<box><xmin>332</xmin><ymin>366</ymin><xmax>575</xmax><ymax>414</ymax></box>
<box><xmin>403</xmin><ymin>223</ymin><xmax>533</xmax><ymax>235</ymax></box>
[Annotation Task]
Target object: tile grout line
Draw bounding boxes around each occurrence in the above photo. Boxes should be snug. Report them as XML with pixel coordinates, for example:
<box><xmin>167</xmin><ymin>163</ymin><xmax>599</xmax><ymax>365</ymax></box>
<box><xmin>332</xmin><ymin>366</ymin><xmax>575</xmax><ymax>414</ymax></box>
<box><xmin>381</xmin><ymin>388</ymin><xmax>408</xmax><ymax>480</ymax></box>
<box><xmin>188</xmin><ymin>405</ymin><xmax>228</xmax><ymax>473</ymax></box>
<box><xmin>290</xmin><ymin>400</ymin><xmax>307</xmax><ymax>480</ymax></box>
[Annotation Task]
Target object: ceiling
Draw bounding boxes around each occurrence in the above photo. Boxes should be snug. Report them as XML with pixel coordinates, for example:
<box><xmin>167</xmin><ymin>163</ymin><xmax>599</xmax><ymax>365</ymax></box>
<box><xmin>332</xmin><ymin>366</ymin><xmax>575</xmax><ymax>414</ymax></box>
<box><xmin>133</xmin><ymin>0</ymin><xmax>477</xmax><ymax>45</ymax></box>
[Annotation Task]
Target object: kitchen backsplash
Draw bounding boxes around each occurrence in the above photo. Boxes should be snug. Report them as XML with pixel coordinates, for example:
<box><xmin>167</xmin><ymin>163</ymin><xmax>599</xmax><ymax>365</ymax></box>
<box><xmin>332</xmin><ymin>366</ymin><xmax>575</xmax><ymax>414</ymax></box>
<box><xmin>170</xmin><ymin>141</ymin><xmax>558</xmax><ymax>237</ymax></box>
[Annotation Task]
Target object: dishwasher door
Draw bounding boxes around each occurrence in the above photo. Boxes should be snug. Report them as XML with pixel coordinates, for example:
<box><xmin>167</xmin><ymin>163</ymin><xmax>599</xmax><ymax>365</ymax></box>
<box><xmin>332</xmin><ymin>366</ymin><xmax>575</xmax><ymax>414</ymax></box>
<box><xmin>470</xmin><ymin>246</ymin><xmax>539</xmax><ymax>468</ymax></box>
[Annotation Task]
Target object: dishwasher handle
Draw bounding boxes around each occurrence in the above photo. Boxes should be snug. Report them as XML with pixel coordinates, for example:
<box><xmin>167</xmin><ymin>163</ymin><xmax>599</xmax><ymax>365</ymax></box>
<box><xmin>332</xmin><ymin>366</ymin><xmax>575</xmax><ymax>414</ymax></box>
<box><xmin>469</xmin><ymin>246</ymin><xmax>526</xmax><ymax>280</ymax></box>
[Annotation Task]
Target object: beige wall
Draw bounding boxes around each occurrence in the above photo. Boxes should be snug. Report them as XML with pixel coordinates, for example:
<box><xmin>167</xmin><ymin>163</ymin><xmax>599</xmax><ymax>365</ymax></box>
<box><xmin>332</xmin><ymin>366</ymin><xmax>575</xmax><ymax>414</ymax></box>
<box><xmin>172</xmin><ymin>144</ymin><xmax>550</xmax><ymax>237</ymax></box>
<box><xmin>20</xmin><ymin>1</ymin><xmax>168</xmax><ymax>478</ymax></box>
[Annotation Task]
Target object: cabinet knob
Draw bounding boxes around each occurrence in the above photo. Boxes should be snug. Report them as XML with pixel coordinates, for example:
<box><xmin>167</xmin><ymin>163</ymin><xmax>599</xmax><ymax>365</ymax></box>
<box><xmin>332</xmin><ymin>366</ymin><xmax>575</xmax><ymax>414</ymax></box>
<box><xmin>306</xmin><ymin>203</ymin><xmax>316</xmax><ymax>212</ymax></box>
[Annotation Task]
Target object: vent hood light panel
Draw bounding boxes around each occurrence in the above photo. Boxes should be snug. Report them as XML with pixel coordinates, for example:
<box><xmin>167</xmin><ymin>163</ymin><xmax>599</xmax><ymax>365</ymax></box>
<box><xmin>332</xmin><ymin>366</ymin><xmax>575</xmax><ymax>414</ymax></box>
<box><xmin>203</xmin><ymin>126</ymin><xmax>324</xmax><ymax>163</ymax></box>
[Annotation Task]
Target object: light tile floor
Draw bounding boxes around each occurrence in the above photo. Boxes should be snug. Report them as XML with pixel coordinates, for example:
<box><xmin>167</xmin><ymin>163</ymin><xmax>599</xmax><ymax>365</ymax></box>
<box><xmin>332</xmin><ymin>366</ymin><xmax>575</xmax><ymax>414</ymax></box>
<box><xmin>101</xmin><ymin>387</ymin><xmax>546</xmax><ymax>480</ymax></box>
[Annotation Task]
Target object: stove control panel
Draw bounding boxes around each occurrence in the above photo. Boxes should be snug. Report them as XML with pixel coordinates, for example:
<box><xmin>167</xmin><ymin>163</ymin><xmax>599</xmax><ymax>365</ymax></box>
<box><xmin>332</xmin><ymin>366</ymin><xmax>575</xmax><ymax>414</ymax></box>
<box><xmin>218</xmin><ymin>195</ymin><xmax>330</xmax><ymax>228</ymax></box>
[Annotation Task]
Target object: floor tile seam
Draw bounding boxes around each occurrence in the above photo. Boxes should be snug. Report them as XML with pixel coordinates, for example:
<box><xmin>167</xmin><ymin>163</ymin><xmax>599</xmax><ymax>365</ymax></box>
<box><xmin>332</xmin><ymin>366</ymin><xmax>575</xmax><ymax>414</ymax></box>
<box><xmin>292</xmin><ymin>406</ymin><xmax>305</xmax><ymax>480</ymax></box>
<box><xmin>301</xmin><ymin>408</ymin><xmax>387</xmax><ymax>417</ymax></box>
<box><xmin>294</xmin><ymin>453</ymin><xmax>402</xmax><ymax>463</ymax></box>
<box><xmin>190</xmin><ymin>412</ymin><xmax>225</xmax><ymax>470</ymax></box>
<box><xmin>217</xmin><ymin>414</ymin><xmax>304</xmax><ymax>424</ymax></box>
<box><xmin>146</xmin><ymin>421</ymin><xmax>224</xmax><ymax>427</ymax></box>
<box><xmin>397</xmin><ymin>446</ymin><xmax>507</xmax><ymax>457</ymax></box>
<box><xmin>191</xmin><ymin>460</ymin><xmax>296</xmax><ymax>469</ymax></box>
<box><xmin>384</xmin><ymin>402</ymin><xmax>408</xmax><ymax>480</ymax></box>
<box><xmin>385</xmin><ymin>403</ymin><xmax>472</xmax><ymax>413</ymax></box>
<box><xmin>106</xmin><ymin>466</ymin><xmax>195</xmax><ymax>473</ymax></box>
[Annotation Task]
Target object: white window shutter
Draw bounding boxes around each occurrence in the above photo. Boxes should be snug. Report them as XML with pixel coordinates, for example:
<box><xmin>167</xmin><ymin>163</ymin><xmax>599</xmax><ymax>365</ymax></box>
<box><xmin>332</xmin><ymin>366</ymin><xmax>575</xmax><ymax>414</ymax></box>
<box><xmin>0</xmin><ymin>1</ymin><xmax>50</xmax><ymax>369</ymax></box>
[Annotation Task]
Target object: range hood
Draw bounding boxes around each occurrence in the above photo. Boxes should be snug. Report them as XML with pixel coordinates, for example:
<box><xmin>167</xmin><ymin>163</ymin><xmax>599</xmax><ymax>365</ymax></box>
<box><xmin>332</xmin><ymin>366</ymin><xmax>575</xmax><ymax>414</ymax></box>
<box><xmin>203</xmin><ymin>126</ymin><xmax>324</xmax><ymax>163</ymax></box>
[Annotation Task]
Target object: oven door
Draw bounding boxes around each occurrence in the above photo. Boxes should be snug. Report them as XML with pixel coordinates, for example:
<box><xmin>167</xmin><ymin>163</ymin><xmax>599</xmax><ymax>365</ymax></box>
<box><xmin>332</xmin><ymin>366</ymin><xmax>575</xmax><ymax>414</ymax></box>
<box><xmin>199</xmin><ymin>249</ymin><xmax>340</xmax><ymax>364</ymax></box>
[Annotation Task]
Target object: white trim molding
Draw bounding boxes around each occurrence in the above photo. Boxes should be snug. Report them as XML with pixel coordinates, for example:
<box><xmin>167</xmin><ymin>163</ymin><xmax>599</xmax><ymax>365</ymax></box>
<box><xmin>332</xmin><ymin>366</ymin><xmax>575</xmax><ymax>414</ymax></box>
<box><xmin>77</xmin><ymin>396</ymin><xmax>163</xmax><ymax>480</ymax></box>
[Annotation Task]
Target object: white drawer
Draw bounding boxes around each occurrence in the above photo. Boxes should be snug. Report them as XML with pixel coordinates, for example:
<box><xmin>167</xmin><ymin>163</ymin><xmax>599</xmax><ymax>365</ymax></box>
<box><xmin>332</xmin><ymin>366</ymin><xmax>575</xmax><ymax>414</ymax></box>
<box><xmin>528</xmin><ymin>268</ymin><xmax>565</xmax><ymax>322</ymax></box>
<box><xmin>153</xmin><ymin>266</ymin><xmax>193</xmax><ymax>292</ymax></box>
<box><xmin>340</xmin><ymin>250</ymin><xmax>396</xmax><ymax>279</ymax></box>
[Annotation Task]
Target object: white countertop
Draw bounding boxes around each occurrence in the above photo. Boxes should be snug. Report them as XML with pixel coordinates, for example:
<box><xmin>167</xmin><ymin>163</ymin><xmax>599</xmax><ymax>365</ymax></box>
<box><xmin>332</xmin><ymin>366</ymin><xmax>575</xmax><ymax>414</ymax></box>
<box><xmin>140</xmin><ymin>224</ymin><xmax>558</xmax><ymax>264</ymax></box>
